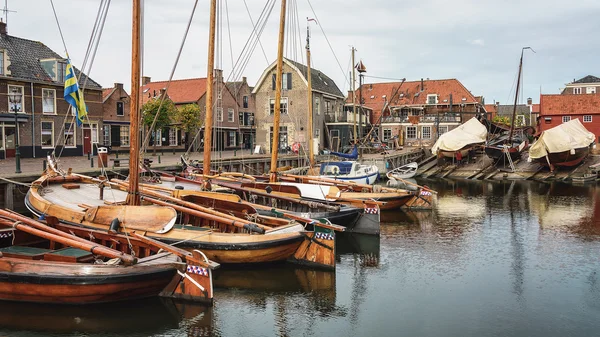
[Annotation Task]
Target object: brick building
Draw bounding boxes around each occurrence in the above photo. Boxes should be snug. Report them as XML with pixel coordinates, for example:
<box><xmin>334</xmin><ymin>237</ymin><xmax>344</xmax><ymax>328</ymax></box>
<box><xmin>560</xmin><ymin>75</ymin><xmax>600</xmax><ymax>95</ymax></box>
<box><xmin>353</xmin><ymin>78</ymin><xmax>482</xmax><ymax>147</ymax></box>
<box><xmin>253</xmin><ymin>58</ymin><xmax>345</xmax><ymax>153</ymax></box>
<box><xmin>538</xmin><ymin>94</ymin><xmax>600</xmax><ymax>143</ymax></box>
<box><xmin>0</xmin><ymin>22</ymin><xmax>103</xmax><ymax>159</ymax></box>
<box><xmin>101</xmin><ymin>83</ymin><xmax>130</xmax><ymax>153</ymax></box>
<box><xmin>141</xmin><ymin>70</ymin><xmax>244</xmax><ymax>152</ymax></box>
<box><xmin>226</xmin><ymin>77</ymin><xmax>255</xmax><ymax>149</ymax></box>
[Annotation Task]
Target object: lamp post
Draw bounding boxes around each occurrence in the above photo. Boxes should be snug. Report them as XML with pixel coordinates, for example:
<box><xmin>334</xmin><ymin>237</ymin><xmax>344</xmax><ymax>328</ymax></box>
<box><xmin>9</xmin><ymin>91</ymin><xmax>22</xmax><ymax>174</ymax></box>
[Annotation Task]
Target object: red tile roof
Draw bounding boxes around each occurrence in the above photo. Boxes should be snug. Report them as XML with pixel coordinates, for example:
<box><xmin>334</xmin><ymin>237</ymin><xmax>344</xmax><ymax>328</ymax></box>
<box><xmin>102</xmin><ymin>88</ymin><xmax>115</xmax><ymax>101</ymax></box>
<box><xmin>540</xmin><ymin>94</ymin><xmax>600</xmax><ymax>116</ymax></box>
<box><xmin>349</xmin><ymin>79</ymin><xmax>479</xmax><ymax>122</ymax></box>
<box><xmin>484</xmin><ymin>104</ymin><xmax>497</xmax><ymax>113</ymax></box>
<box><xmin>531</xmin><ymin>104</ymin><xmax>540</xmax><ymax>113</ymax></box>
<box><xmin>140</xmin><ymin>78</ymin><xmax>207</xmax><ymax>105</ymax></box>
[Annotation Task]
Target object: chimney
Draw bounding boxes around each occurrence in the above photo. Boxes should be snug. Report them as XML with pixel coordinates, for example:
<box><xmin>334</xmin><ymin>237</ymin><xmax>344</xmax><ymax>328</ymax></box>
<box><xmin>0</xmin><ymin>20</ymin><xmax>6</xmax><ymax>35</ymax></box>
<box><xmin>421</xmin><ymin>78</ymin><xmax>424</xmax><ymax>91</ymax></box>
<box><xmin>114</xmin><ymin>83</ymin><xmax>124</xmax><ymax>90</ymax></box>
<box><xmin>242</xmin><ymin>76</ymin><xmax>247</xmax><ymax>83</ymax></box>
<box><xmin>213</xmin><ymin>69</ymin><xmax>223</xmax><ymax>82</ymax></box>
<box><xmin>527</xmin><ymin>97</ymin><xmax>532</xmax><ymax>106</ymax></box>
<box><xmin>142</xmin><ymin>76</ymin><xmax>151</xmax><ymax>85</ymax></box>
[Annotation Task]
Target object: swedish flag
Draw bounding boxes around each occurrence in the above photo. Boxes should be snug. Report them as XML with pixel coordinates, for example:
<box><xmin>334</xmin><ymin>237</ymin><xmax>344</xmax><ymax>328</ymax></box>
<box><xmin>63</xmin><ymin>59</ymin><xmax>87</xmax><ymax>126</ymax></box>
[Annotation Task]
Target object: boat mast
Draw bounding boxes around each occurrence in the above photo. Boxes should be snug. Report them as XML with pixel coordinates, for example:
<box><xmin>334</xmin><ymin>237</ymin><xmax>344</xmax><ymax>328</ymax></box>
<box><xmin>306</xmin><ymin>22</ymin><xmax>314</xmax><ymax>167</ymax></box>
<box><xmin>508</xmin><ymin>48</ymin><xmax>525</xmax><ymax>144</ymax></box>
<box><xmin>203</xmin><ymin>0</ymin><xmax>216</xmax><ymax>175</ymax></box>
<box><xmin>127</xmin><ymin>0</ymin><xmax>141</xmax><ymax>206</ymax></box>
<box><xmin>269</xmin><ymin>0</ymin><xmax>287</xmax><ymax>183</ymax></box>
<box><xmin>352</xmin><ymin>46</ymin><xmax>357</xmax><ymax>142</ymax></box>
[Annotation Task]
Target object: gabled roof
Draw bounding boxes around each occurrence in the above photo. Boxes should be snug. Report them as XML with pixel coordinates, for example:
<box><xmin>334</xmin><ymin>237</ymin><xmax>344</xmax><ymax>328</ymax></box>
<box><xmin>352</xmin><ymin>79</ymin><xmax>479</xmax><ymax>110</ymax></box>
<box><xmin>252</xmin><ymin>58</ymin><xmax>344</xmax><ymax>98</ymax></box>
<box><xmin>102</xmin><ymin>88</ymin><xmax>115</xmax><ymax>102</ymax></box>
<box><xmin>573</xmin><ymin>75</ymin><xmax>600</xmax><ymax>84</ymax></box>
<box><xmin>225</xmin><ymin>81</ymin><xmax>244</xmax><ymax>96</ymax></box>
<box><xmin>531</xmin><ymin>104</ymin><xmax>540</xmax><ymax>113</ymax></box>
<box><xmin>140</xmin><ymin>78</ymin><xmax>207</xmax><ymax>104</ymax></box>
<box><xmin>484</xmin><ymin>104</ymin><xmax>497</xmax><ymax>114</ymax></box>
<box><xmin>540</xmin><ymin>94</ymin><xmax>600</xmax><ymax>116</ymax></box>
<box><xmin>0</xmin><ymin>33</ymin><xmax>102</xmax><ymax>89</ymax></box>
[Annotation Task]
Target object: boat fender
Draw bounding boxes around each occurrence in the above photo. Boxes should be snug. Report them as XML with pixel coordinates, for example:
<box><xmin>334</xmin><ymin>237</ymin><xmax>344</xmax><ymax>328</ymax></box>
<box><xmin>243</xmin><ymin>223</ymin><xmax>265</xmax><ymax>234</ymax></box>
<box><xmin>109</xmin><ymin>218</ymin><xmax>121</xmax><ymax>234</ymax></box>
<box><xmin>175</xmin><ymin>185</ymin><xmax>184</xmax><ymax>190</ymax></box>
<box><xmin>265</xmin><ymin>185</ymin><xmax>273</xmax><ymax>194</ymax></box>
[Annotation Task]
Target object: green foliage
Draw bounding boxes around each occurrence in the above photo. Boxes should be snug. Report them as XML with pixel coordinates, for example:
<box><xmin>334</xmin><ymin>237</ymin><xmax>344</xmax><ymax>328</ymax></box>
<box><xmin>142</xmin><ymin>97</ymin><xmax>175</xmax><ymax>131</ymax></box>
<box><xmin>492</xmin><ymin>115</ymin><xmax>524</xmax><ymax>127</ymax></box>
<box><xmin>176</xmin><ymin>104</ymin><xmax>202</xmax><ymax>132</ymax></box>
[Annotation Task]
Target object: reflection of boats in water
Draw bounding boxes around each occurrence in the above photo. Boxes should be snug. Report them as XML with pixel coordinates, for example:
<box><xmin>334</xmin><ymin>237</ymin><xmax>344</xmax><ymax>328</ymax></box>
<box><xmin>213</xmin><ymin>264</ymin><xmax>335</xmax><ymax>293</ymax></box>
<box><xmin>0</xmin><ymin>297</ymin><xmax>206</xmax><ymax>334</ymax></box>
<box><xmin>336</xmin><ymin>233</ymin><xmax>380</xmax><ymax>267</ymax></box>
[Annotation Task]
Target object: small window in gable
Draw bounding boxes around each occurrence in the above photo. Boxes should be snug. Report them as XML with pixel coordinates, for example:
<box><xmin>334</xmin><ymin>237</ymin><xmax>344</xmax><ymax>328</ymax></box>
<box><xmin>427</xmin><ymin>94</ymin><xmax>438</xmax><ymax>104</ymax></box>
<box><xmin>573</xmin><ymin>87</ymin><xmax>582</xmax><ymax>95</ymax></box>
<box><xmin>587</xmin><ymin>87</ymin><xmax>597</xmax><ymax>94</ymax></box>
<box><xmin>40</xmin><ymin>58</ymin><xmax>67</xmax><ymax>82</ymax></box>
<box><xmin>116</xmin><ymin>101</ymin><xmax>124</xmax><ymax>116</ymax></box>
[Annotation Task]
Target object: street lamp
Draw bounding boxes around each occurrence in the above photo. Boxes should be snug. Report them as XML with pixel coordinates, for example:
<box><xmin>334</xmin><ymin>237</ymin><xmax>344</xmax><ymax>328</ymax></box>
<box><xmin>9</xmin><ymin>90</ymin><xmax>22</xmax><ymax>174</ymax></box>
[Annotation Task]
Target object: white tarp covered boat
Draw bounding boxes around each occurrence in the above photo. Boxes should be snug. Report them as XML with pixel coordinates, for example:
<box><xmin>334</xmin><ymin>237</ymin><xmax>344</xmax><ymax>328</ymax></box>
<box><xmin>431</xmin><ymin>117</ymin><xmax>488</xmax><ymax>158</ymax></box>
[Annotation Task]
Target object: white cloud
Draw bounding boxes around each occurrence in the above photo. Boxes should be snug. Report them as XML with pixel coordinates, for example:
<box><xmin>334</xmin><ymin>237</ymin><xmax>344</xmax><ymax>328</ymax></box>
<box><xmin>468</xmin><ymin>39</ymin><xmax>485</xmax><ymax>46</ymax></box>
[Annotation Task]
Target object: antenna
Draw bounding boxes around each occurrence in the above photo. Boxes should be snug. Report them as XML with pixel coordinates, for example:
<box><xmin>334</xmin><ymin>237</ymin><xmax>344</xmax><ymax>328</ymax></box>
<box><xmin>2</xmin><ymin>0</ymin><xmax>16</xmax><ymax>25</ymax></box>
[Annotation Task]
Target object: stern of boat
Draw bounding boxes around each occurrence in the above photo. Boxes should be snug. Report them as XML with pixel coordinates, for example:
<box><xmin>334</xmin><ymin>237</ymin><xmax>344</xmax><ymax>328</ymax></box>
<box><xmin>290</xmin><ymin>224</ymin><xmax>337</xmax><ymax>270</ymax></box>
<box><xmin>160</xmin><ymin>250</ymin><xmax>217</xmax><ymax>304</ymax></box>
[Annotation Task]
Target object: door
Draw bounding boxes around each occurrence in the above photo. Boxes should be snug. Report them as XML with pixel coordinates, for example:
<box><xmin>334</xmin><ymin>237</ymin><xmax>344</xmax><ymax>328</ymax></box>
<box><xmin>83</xmin><ymin>128</ymin><xmax>92</xmax><ymax>154</ymax></box>
<box><xmin>4</xmin><ymin>126</ymin><xmax>15</xmax><ymax>158</ymax></box>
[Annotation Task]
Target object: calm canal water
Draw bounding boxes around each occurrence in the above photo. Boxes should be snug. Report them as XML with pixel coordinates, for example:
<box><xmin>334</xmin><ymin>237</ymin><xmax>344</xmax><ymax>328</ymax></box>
<box><xmin>2</xmin><ymin>179</ymin><xmax>600</xmax><ymax>336</ymax></box>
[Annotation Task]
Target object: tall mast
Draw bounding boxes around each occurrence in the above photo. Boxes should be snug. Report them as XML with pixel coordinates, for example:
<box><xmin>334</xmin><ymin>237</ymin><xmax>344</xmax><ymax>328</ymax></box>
<box><xmin>352</xmin><ymin>46</ymin><xmax>357</xmax><ymax>142</ymax></box>
<box><xmin>127</xmin><ymin>0</ymin><xmax>141</xmax><ymax>206</ymax></box>
<box><xmin>203</xmin><ymin>0</ymin><xmax>217</xmax><ymax>175</ymax></box>
<box><xmin>269</xmin><ymin>0</ymin><xmax>286</xmax><ymax>183</ymax></box>
<box><xmin>306</xmin><ymin>23</ymin><xmax>314</xmax><ymax>167</ymax></box>
<box><xmin>508</xmin><ymin>47</ymin><xmax>529</xmax><ymax>144</ymax></box>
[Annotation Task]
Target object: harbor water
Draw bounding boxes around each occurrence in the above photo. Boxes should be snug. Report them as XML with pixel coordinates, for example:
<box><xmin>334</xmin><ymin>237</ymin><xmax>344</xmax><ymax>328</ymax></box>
<box><xmin>1</xmin><ymin>179</ymin><xmax>600</xmax><ymax>336</ymax></box>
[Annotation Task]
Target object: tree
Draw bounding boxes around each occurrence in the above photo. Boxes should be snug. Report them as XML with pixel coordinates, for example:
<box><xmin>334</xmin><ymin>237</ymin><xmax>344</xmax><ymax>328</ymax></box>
<box><xmin>175</xmin><ymin>103</ymin><xmax>203</xmax><ymax>151</ymax></box>
<box><xmin>142</xmin><ymin>97</ymin><xmax>175</xmax><ymax>152</ymax></box>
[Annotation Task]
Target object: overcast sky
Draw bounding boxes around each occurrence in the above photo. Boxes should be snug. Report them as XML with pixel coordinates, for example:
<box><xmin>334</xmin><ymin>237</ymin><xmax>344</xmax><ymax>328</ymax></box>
<box><xmin>7</xmin><ymin>0</ymin><xmax>600</xmax><ymax>104</ymax></box>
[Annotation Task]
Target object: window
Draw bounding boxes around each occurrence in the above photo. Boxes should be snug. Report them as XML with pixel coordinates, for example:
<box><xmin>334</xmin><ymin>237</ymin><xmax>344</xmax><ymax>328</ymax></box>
<box><xmin>57</xmin><ymin>61</ymin><xmax>66</xmax><ymax>82</ymax></box>
<box><xmin>243</xmin><ymin>95</ymin><xmax>249</xmax><ymax>108</ymax></box>
<box><xmin>516</xmin><ymin>115</ymin><xmax>526</xmax><ymax>126</ymax></box>
<box><xmin>315</xmin><ymin>128</ymin><xmax>320</xmax><ymax>138</ymax></box>
<box><xmin>239</xmin><ymin>112</ymin><xmax>244</xmax><ymax>125</ymax></box>
<box><xmin>0</xmin><ymin>50</ymin><xmax>4</xmax><ymax>75</ymax></box>
<box><xmin>573</xmin><ymin>87</ymin><xmax>582</xmax><ymax>95</ymax></box>
<box><xmin>269</xmin><ymin>98</ymin><xmax>288</xmax><ymax>114</ymax></box>
<box><xmin>383</xmin><ymin>129</ymin><xmax>392</xmax><ymax>141</ymax></box>
<box><xmin>217</xmin><ymin>89</ymin><xmax>222</xmax><ymax>100</ymax></box>
<box><xmin>438</xmin><ymin>126</ymin><xmax>448</xmax><ymax>135</ymax></box>
<box><xmin>91</xmin><ymin>123</ymin><xmax>98</xmax><ymax>143</ymax></box>
<box><xmin>545</xmin><ymin>117</ymin><xmax>552</xmax><ymax>124</ymax></box>
<box><xmin>116</xmin><ymin>101</ymin><xmax>124</xmax><ymax>116</ymax></box>
<box><xmin>64</xmin><ymin>122</ymin><xmax>76</xmax><ymax>147</ymax></box>
<box><xmin>103</xmin><ymin>126</ymin><xmax>110</xmax><ymax>145</ymax></box>
<box><xmin>282</xmin><ymin>72</ymin><xmax>292</xmax><ymax>90</ymax></box>
<box><xmin>228</xmin><ymin>108</ymin><xmax>235</xmax><ymax>122</ymax></box>
<box><xmin>41</xmin><ymin>121</ymin><xmax>54</xmax><ymax>148</ymax></box>
<box><xmin>584</xmin><ymin>115</ymin><xmax>593</xmax><ymax>123</ymax></box>
<box><xmin>330</xmin><ymin>129</ymin><xmax>340</xmax><ymax>139</ymax></box>
<box><xmin>152</xmin><ymin>129</ymin><xmax>162</xmax><ymax>146</ymax></box>
<box><xmin>216</xmin><ymin>107</ymin><xmax>223</xmax><ymax>122</ymax></box>
<box><xmin>422</xmin><ymin>126</ymin><xmax>431</xmax><ymax>139</ymax></box>
<box><xmin>169</xmin><ymin>128</ymin><xmax>178</xmax><ymax>146</ymax></box>
<box><xmin>587</xmin><ymin>87</ymin><xmax>597</xmax><ymax>94</ymax></box>
<box><xmin>228</xmin><ymin>131</ymin><xmax>236</xmax><ymax>146</ymax></box>
<box><xmin>269</xmin><ymin>126</ymin><xmax>288</xmax><ymax>151</ymax></box>
<box><xmin>315</xmin><ymin>97</ymin><xmax>320</xmax><ymax>115</ymax></box>
<box><xmin>7</xmin><ymin>85</ymin><xmax>24</xmax><ymax>113</ymax></box>
<box><xmin>42</xmin><ymin>88</ymin><xmax>56</xmax><ymax>114</ymax></box>
<box><xmin>406</xmin><ymin>126</ymin><xmax>417</xmax><ymax>139</ymax></box>
<box><xmin>120</xmin><ymin>126</ymin><xmax>130</xmax><ymax>146</ymax></box>
<box><xmin>562</xmin><ymin>116</ymin><xmax>571</xmax><ymax>123</ymax></box>
<box><xmin>427</xmin><ymin>94</ymin><xmax>438</xmax><ymax>104</ymax></box>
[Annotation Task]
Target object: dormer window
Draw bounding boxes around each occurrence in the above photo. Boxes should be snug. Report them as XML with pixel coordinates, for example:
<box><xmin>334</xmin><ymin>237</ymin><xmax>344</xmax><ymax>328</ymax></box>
<box><xmin>40</xmin><ymin>58</ymin><xmax>68</xmax><ymax>82</ymax></box>
<box><xmin>0</xmin><ymin>50</ymin><xmax>4</xmax><ymax>75</ymax></box>
<box><xmin>427</xmin><ymin>94</ymin><xmax>437</xmax><ymax>104</ymax></box>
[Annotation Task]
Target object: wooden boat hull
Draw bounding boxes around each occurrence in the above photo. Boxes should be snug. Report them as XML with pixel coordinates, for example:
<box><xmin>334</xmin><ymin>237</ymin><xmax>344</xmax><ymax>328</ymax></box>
<box><xmin>535</xmin><ymin>147</ymin><xmax>589</xmax><ymax>168</ymax></box>
<box><xmin>0</xmin><ymin>257</ymin><xmax>179</xmax><ymax>304</ymax></box>
<box><xmin>437</xmin><ymin>147</ymin><xmax>472</xmax><ymax>159</ymax></box>
<box><xmin>484</xmin><ymin>145</ymin><xmax>522</xmax><ymax>162</ymax></box>
<box><xmin>317</xmin><ymin>170</ymin><xmax>379</xmax><ymax>185</ymax></box>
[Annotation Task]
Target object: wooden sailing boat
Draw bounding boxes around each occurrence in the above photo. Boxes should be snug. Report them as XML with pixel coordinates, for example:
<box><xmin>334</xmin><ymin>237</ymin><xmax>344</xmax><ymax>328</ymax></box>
<box><xmin>0</xmin><ymin>209</ymin><xmax>211</xmax><ymax>304</ymax></box>
<box><xmin>484</xmin><ymin>47</ymin><xmax>532</xmax><ymax>163</ymax></box>
<box><xmin>26</xmin><ymin>0</ymin><xmax>337</xmax><ymax>269</ymax></box>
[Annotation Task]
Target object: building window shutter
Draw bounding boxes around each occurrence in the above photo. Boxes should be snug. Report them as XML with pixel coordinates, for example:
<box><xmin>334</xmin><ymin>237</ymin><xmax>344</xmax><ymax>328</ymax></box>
<box><xmin>287</xmin><ymin>73</ymin><xmax>292</xmax><ymax>90</ymax></box>
<box><xmin>272</xmin><ymin>74</ymin><xmax>276</xmax><ymax>90</ymax></box>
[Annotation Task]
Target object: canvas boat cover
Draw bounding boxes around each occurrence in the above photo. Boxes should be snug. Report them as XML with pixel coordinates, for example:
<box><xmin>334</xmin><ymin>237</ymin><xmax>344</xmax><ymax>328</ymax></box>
<box><xmin>431</xmin><ymin>117</ymin><xmax>487</xmax><ymax>154</ymax></box>
<box><xmin>529</xmin><ymin>119</ymin><xmax>596</xmax><ymax>159</ymax></box>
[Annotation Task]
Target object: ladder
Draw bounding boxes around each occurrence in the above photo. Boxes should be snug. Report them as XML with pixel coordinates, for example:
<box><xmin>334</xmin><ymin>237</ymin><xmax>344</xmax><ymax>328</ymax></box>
<box><xmin>503</xmin><ymin>145</ymin><xmax>516</xmax><ymax>172</ymax></box>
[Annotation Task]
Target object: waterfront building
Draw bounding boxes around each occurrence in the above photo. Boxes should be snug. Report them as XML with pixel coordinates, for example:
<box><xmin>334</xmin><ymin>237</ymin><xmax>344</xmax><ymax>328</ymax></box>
<box><xmin>0</xmin><ymin>21</ymin><xmax>103</xmax><ymax>159</ymax></box>
<box><xmin>538</xmin><ymin>94</ymin><xmax>600</xmax><ymax>142</ymax></box>
<box><xmin>560</xmin><ymin>75</ymin><xmax>600</xmax><ymax>95</ymax></box>
<box><xmin>101</xmin><ymin>83</ymin><xmax>130</xmax><ymax>153</ymax></box>
<box><xmin>253</xmin><ymin>58</ymin><xmax>345</xmax><ymax>154</ymax></box>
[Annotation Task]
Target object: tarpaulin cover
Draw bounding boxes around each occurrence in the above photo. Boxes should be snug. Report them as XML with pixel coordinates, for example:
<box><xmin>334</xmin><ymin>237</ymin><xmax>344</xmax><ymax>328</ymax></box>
<box><xmin>431</xmin><ymin>117</ymin><xmax>487</xmax><ymax>154</ymax></box>
<box><xmin>528</xmin><ymin>118</ymin><xmax>595</xmax><ymax>159</ymax></box>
